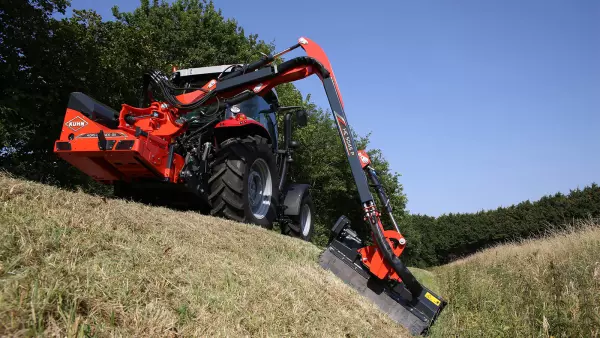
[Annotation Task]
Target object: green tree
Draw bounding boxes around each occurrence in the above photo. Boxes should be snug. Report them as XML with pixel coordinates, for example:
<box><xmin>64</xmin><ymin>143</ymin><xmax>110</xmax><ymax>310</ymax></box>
<box><xmin>406</xmin><ymin>183</ymin><xmax>600</xmax><ymax>267</ymax></box>
<box><xmin>0</xmin><ymin>0</ymin><xmax>108</xmax><ymax>189</ymax></box>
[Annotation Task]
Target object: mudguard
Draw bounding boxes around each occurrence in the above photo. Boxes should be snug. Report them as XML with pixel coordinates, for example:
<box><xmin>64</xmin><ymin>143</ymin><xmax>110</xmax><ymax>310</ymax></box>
<box><xmin>282</xmin><ymin>183</ymin><xmax>310</xmax><ymax>216</ymax></box>
<box><xmin>214</xmin><ymin>115</ymin><xmax>272</xmax><ymax>145</ymax></box>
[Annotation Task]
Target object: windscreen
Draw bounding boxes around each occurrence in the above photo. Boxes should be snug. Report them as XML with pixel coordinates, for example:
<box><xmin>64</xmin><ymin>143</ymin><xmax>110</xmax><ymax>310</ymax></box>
<box><xmin>228</xmin><ymin>96</ymin><xmax>278</xmax><ymax>145</ymax></box>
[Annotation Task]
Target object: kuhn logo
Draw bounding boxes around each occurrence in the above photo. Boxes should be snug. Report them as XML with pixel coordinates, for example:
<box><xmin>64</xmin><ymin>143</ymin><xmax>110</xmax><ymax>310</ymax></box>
<box><xmin>65</xmin><ymin>116</ymin><xmax>88</xmax><ymax>131</ymax></box>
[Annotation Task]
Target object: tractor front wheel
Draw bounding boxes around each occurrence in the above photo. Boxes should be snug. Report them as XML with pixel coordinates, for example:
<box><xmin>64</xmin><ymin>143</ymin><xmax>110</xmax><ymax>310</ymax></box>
<box><xmin>208</xmin><ymin>135</ymin><xmax>279</xmax><ymax>228</ymax></box>
<box><xmin>284</xmin><ymin>193</ymin><xmax>315</xmax><ymax>241</ymax></box>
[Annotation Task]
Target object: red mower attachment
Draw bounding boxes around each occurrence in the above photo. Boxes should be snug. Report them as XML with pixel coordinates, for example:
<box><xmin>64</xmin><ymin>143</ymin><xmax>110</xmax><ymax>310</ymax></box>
<box><xmin>319</xmin><ymin>150</ymin><xmax>446</xmax><ymax>335</ymax></box>
<box><xmin>54</xmin><ymin>94</ymin><xmax>186</xmax><ymax>184</ymax></box>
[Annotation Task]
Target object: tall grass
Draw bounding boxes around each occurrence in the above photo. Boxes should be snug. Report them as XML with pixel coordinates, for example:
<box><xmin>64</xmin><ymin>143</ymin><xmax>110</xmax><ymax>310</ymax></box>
<box><xmin>429</xmin><ymin>220</ymin><xmax>600</xmax><ymax>338</ymax></box>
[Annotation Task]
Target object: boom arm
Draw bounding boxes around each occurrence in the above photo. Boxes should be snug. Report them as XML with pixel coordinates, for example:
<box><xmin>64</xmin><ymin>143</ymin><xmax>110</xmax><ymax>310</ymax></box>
<box><xmin>172</xmin><ymin>37</ymin><xmax>422</xmax><ymax>295</ymax></box>
<box><xmin>299</xmin><ymin>38</ymin><xmax>423</xmax><ymax>295</ymax></box>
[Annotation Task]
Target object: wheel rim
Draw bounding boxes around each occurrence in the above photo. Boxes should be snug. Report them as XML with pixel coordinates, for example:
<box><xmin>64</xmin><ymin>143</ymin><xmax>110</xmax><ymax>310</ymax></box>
<box><xmin>300</xmin><ymin>203</ymin><xmax>312</xmax><ymax>237</ymax></box>
<box><xmin>247</xmin><ymin>158</ymin><xmax>272</xmax><ymax>219</ymax></box>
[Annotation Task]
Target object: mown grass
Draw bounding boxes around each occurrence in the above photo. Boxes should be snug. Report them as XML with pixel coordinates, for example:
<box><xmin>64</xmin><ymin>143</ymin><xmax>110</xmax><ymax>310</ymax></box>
<box><xmin>0</xmin><ymin>173</ymin><xmax>409</xmax><ymax>337</ymax></box>
<box><xmin>429</xmin><ymin>220</ymin><xmax>600</xmax><ymax>338</ymax></box>
<box><xmin>3</xmin><ymin>172</ymin><xmax>599</xmax><ymax>338</ymax></box>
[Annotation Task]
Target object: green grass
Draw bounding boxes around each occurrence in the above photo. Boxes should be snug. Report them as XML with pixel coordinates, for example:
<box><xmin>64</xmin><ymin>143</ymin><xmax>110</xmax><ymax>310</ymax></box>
<box><xmin>428</xmin><ymin>220</ymin><xmax>600</xmax><ymax>338</ymax></box>
<box><xmin>408</xmin><ymin>267</ymin><xmax>441</xmax><ymax>295</ymax></box>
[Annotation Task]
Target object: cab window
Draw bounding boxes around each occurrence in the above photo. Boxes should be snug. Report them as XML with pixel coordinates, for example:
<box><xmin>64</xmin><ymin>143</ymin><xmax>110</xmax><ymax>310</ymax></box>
<box><xmin>231</xmin><ymin>96</ymin><xmax>278</xmax><ymax>149</ymax></box>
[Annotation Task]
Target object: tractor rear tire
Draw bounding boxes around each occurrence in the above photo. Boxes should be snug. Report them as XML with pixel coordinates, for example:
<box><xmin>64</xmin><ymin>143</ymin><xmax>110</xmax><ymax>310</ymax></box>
<box><xmin>208</xmin><ymin>135</ymin><xmax>279</xmax><ymax>228</ymax></box>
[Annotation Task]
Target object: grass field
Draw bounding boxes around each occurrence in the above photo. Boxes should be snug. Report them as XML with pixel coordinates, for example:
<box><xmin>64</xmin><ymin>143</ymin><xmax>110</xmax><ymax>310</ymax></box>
<box><xmin>1</xmin><ymin>172</ymin><xmax>599</xmax><ymax>337</ymax></box>
<box><xmin>428</xmin><ymin>220</ymin><xmax>600</xmax><ymax>338</ymax></box>
<box><xmin>0</xmin><ymin>173</ymin><xmax>409</xmax><ymax>337</ymax></box>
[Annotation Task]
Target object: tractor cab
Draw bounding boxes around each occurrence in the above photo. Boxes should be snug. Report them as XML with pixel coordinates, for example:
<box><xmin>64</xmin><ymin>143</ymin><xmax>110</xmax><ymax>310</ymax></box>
<box><xmin>226</xmin><ymin>95</ymin><xmax>279</xmax><ymax>148</ymax></box>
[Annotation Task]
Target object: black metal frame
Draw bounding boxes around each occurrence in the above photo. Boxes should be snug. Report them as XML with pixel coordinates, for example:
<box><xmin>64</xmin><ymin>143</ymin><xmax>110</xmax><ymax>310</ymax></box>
<box><xmin>276</xmin><ymin>107</ymin><xmax>302</xmax><ymax>192</ymax></box>
<box><xmin>273</xmin><ymin>107</ymin><xmax>304</xmax><ymax>224</ymax></box>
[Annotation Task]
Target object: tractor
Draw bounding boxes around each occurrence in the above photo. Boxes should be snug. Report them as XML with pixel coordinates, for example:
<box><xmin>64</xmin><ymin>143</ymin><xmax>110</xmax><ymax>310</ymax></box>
<box><xmin>57</xmin><ymin>63</ymin><xmax>315</xmax><ymax>241</ymax></box>
<box><xmin>54</xmin><ymin>37</ymin><xmax>446</xmax><ymax>335</ymax></box>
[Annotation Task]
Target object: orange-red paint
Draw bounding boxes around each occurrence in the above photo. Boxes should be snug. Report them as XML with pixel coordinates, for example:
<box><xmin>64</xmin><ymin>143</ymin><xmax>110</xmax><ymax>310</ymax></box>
<box><xmin>54</xmin><ymin>107</ymin><xmax>184</xmax><ymax>184</ymax></box>
<box><xmin>358</xmin><ymin>149</ymin><xmax>371</xmax><ymax>169</ymax></box>
<box><xmin>54</xmin><ymin>37</ymin><xmax>347</xmax><ymax>189</ymax></box>
<box><xmin>358</xmin><ymin>226</ymin><xmax>406</xmax><ymax>281</ymax></box>
<box><xmin>299</xmin><ymin>36</ymin><xmax>344</xmax><ymax>108</ymax></box>
<box><xmin>174</xmin><ymin>78</ymin><xmax>217</xmax><ymax>105</ymax></box>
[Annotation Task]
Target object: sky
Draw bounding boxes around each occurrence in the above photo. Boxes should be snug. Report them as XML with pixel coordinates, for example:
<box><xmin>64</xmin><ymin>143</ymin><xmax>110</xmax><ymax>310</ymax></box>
<box><xmin>63</xmin><ymin>0</ymin><xmax>600</xmax><ymax>216</ymax></box>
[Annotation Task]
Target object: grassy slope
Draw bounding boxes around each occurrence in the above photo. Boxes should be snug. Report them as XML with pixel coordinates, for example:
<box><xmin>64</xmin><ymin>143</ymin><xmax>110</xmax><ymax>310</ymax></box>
<box><xmin>3</xmin><ymin>173</ymin><xmax>599</xmax><ymax>338</ymax></box>
<box><xmin>0</xmin><ymin>174</ymin><xmax>409</xmax><ymax>337</ymax></box>
<box><xmin>429</xmin><ymin>221</ymin><xmax>600</xmax><ymax>338</ymax></box>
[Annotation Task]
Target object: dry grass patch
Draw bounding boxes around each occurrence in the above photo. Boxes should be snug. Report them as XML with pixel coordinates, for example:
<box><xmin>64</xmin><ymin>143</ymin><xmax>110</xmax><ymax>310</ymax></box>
<box><xmin>429</xmin><ymin>220</ymin><xmax>600</xmax><ymax>338</ymax></box>
<box><xmin>0</xmin><ymin>173</ymin><xmax>409</xmax><ymax>337</ymax></box>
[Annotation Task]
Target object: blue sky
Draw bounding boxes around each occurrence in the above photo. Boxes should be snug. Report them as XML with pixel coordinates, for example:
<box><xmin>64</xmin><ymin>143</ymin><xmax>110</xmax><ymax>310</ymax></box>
<box><xmin>64</xmin><ymin>0</ymin><xmax>600</xmax><ymax>216</ymax></box>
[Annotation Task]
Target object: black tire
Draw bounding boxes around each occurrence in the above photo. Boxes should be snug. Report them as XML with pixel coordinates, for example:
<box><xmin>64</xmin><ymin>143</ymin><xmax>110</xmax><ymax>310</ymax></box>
<box><xmin>208</xmin><ymin>135</ymin><xmax>279</xmax><ymax>228</ymax></box>
<box><xmin>284</xmin><ymin>193</ymin><xmax>315</xmax><ymax>242</ymax></box>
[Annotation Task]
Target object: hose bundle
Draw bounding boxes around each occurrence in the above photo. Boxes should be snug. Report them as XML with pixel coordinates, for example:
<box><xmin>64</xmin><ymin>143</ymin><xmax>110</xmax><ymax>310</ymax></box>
<box><xmin>143</xmin><ymin>70</ymin><xmax>215</xmax><ymax>111</ymax></box>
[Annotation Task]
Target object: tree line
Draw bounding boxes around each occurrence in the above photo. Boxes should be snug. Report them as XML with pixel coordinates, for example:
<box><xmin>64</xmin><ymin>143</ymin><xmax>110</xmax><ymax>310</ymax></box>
<box><xmin>401</xmin><ymin>184</ymin><xmax>600</xmax><ymax>267</ymax></box>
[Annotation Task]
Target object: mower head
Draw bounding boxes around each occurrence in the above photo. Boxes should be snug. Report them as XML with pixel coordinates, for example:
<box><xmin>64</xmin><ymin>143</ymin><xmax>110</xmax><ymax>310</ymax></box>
<box><xmin>320</xmin><ymin>216</ymin><xmax>446</xmax><ymax>336</ymax></box>
<box><xmin>319</xmin><ymin>150</ymin><xmax>447</xmax><ymax>336</ymax></box>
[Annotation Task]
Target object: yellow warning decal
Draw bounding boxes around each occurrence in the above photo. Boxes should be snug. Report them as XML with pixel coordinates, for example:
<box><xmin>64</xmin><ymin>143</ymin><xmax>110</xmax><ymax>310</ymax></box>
<box><xmin>425</xmin><ymin>292</ymin><xmax>441</xmax><ymax>306</ymax></box>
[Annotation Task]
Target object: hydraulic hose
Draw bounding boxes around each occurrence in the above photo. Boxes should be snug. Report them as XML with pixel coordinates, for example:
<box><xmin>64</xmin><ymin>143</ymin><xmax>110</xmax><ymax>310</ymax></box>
<box><xmin>276</xmin><ymin>57</ymin><xmax>330</xmax><ymax>79</ymax></box>
<box><xmin>177</xmin><ymin>90</ymin><xmax>256</xmax><ymax>126</ymax></box>
<box><xmin>142</xmin><ymin>56</ymin><xmax>330</xmax><ymax>111</ymax></box>
<box><xmin>366</xmin><ymin>207</ymin><xmax>424</xmax><ymax>297</ymax></box>
<box><xmin>219</xmin><ymin>55</ymin><xmax>275</xmax><ymax>81</ymax></box>
<box><xmin>368</xmin><ymin>167</ymin><xmax>402</xmax><ymax>234</ymax></box>
<box><xmin>143</xmin><ymin>71</ymin><xmax>216</xmax><ymax>111</ymax></box>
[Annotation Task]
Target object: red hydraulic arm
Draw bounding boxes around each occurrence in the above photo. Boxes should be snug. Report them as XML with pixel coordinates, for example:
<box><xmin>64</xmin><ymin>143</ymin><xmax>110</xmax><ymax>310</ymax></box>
<box><xmin>175</xmin><ymin>37</ymin><xmax>423</xmax><ymax>294</ymax></box>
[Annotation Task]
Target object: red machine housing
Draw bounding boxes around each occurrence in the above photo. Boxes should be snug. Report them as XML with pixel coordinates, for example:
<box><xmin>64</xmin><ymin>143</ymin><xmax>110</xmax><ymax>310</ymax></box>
<box><xmin>55</xmin><ymin>102</ymin><xmax>187</xmax><ymax>184</ymax></box>
<box><xmin>54</xmin><ymin>37</ymin><xmax>335</xmax><ymax>186</ymax></box>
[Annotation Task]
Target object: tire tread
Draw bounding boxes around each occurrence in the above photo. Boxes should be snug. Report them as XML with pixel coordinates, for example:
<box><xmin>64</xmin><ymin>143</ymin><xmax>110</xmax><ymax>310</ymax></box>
<box><xmin>208</xmin><ymin>135</ymin><xmax>277</xmax><ymax>228</ymax></box>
